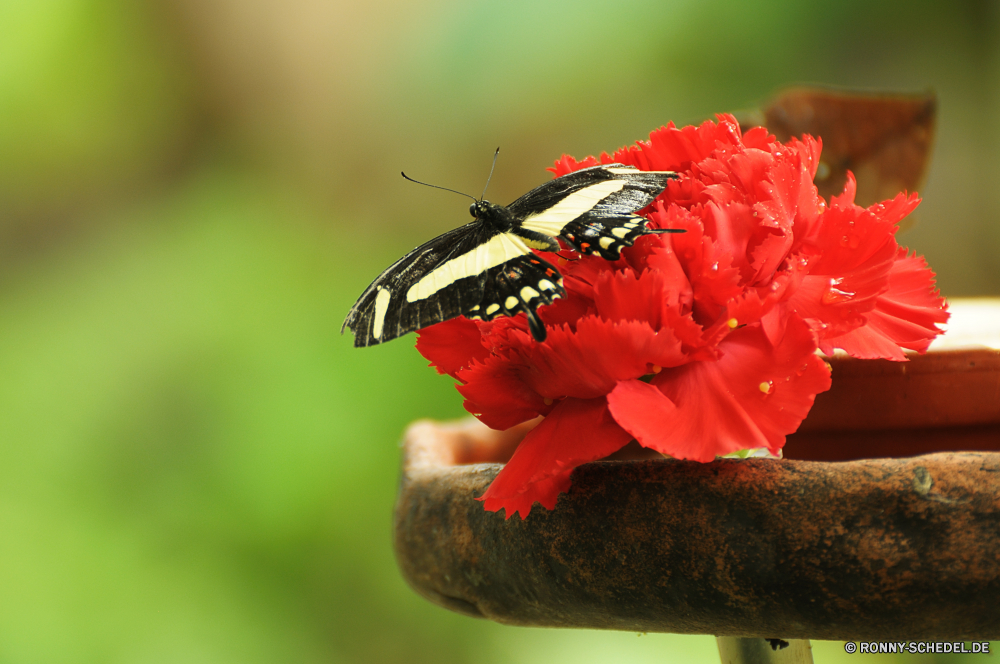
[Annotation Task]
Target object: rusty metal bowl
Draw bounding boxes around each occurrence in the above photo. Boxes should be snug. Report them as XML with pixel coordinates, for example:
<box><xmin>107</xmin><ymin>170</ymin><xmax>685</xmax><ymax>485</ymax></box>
<box><xmin>393</xmin><ymin>299</ymin><xmax>1000</xmax><ymax>641</ymax></box>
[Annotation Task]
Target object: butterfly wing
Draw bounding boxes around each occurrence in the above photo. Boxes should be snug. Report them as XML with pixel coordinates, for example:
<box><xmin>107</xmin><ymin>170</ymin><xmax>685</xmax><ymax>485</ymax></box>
<box><xmin>343</xmin><ymin>223</ymin><xmax>566</xmax><ymax>347</ymax></box>
<box><xmin>508</xmin><ymin>164</ymin><xmax>677</xmax><ymax>260</ymax></box>
<box><xmin>466</xmin><ymin>252</ymin><xmax>565</xmax><ymax>341</ymax></box>
<box><xmin>343</xmin><ymin>222</ymin><xmax>491</xmax><ymax>347</ymax></box>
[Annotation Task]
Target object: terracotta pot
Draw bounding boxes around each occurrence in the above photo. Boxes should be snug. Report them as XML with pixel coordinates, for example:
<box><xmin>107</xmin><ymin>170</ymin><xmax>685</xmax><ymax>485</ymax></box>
<box><xmin>393</xmin><ymin>298</ymin><xmax>1000</xmax><ymax>640</ymax></box>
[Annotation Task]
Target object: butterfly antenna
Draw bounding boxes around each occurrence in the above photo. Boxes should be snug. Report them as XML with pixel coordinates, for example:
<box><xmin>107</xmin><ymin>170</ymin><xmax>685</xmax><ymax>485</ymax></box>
<box><xmin>480</xmin><ymin>147</ymin><xmax>500</xmax><ymax>201</ymax></box>
<box><xmin>401</xmin><ymin>172</ymin><xmax>476</xmax><ymax>201</ymax></box>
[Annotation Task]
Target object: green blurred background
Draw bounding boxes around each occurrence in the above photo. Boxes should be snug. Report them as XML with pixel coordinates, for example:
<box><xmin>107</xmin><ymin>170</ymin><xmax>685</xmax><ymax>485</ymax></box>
<box><xmin>1</xmin><ymin>0</ymin><xmax>997</xmax><ymax>662</ymax></box>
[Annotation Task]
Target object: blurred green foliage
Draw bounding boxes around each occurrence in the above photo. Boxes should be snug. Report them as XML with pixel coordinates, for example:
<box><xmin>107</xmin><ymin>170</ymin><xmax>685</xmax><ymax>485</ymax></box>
<box><xmin>0</xmin><ymin>0</ymin><xmax>196</xmax><ymax>223</ymax></box>
<box><xmin>0</xmin><ymin>0</ymin><xmax>998</xmax><ymax>661</ymax></box>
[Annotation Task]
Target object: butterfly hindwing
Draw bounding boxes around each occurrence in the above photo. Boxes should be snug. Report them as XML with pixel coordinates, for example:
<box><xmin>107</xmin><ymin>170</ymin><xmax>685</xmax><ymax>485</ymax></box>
<box><xmin>466</xmin><ymin>250</ymin><xmax>566</xmax><ymax>341</ymax></box>
<box><xmin>509</xmin><ymin>164</ymin><xmax>677</xmax><ymax>260</ymax></box>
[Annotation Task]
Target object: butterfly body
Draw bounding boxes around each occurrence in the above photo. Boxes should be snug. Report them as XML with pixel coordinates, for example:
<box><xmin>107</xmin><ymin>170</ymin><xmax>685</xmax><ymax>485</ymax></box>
<box><xmin>343</xmin><ymin>163</ymin><xmax>679</xmax><ymax>347</ymax></box>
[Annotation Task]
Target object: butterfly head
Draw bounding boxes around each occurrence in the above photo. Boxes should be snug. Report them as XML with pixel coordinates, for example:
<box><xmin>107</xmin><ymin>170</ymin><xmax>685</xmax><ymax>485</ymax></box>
<box><xmin>470</xmin><ymin>200</ymin><xmax>515</xmax><ymax>231</ymax></box>
<box><xmin>470</xmin><ymin>201</ymin><xmax>488</xmax><ymax>219</ymax></box>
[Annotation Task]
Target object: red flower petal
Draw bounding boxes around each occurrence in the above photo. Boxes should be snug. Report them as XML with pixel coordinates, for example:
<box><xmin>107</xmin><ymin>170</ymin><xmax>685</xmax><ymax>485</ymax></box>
<box><xmin>748</xmin><ymin>229</ymin><xmax>792</xmax><ymax>284</ymax></box>
<box><xmin>513</xmin><ymin>316</ymin><xmax>687</xmax><ymax>400</ymax></box>
<box><xmin>874</xmin><ymin>249</ymin><xmax>949</xmax><ymax>349</ymax></box>
<box><xmin>649</xmin><ymin>206</ymin><xmax>744</xmax><ymax>323</ymax></box>
<box><xmin>756</xmin><ymin>138</ymin><xmax>824</xmax><ymax>236</ymax></box>
<box><xmin>548</xmin><ymin>154</ymin><xmax>601</xmax><ymax>177</ymax></box>
<box><xmin>723</xmin><ymin>148</ymin><xmax>776</xmax><ymax>204</ymax></box>
<box><xmin>478</xmin><ymin>397</ymin><xmax>633</xmax><ymax>519</ymax></box>
<box><xmin>638</xmin><ymin>237</ymin><xmax>694</xmax><ymax>310</ymax></box>
<box><xmin>741</xmin><ymin>125</ymin><xmax>774</xmax><ymax>151</ymax></box>
<box><xmin>416</xmin><ymin>317</ymin><xmax>491</xmax><ymax>378</ymax></box>
<box><xmin>788</xmin><ymin>195</ymin><xmax>900</xmax><ymax>338</ymax></box>
<box><xmin>604</xmin><ymin>115</ymin><xmax>743</xmax><ymax>173</ymax></box>
<box><xmin>607</xmin><ymin>315</ymin><xmax>831</xmax><ymax>461</ymax></box>
<box><xmin>457</xmin><ymin>355</ymin><xmax>549</xmax><ymax>430</ymax></box>
<box><xmin>537</xmin><ymin>288</ymin><xmax>596</xmax><ymax>330</ymax></box>
<box><xmin>867</xmin><ymin>191</ymin><xmax>921</xmax><ymax>226</ymax></box>
<box><xmin>819</xmin><ymin>248</ymin><xmax>948</xmax><ymax>358</ymax></box>
<box><xmin>593</xmin><ymin>268</ymin><xmax>676</xmax><ymax>329</ymax></box>
<box><xmin>696</xmin><ymin>202</ymin><xmax>757</xmax><ymax>282</ymax></box>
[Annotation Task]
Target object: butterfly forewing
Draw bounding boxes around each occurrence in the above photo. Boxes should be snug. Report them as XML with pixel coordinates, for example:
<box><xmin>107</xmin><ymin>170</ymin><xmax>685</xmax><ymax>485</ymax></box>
<box><xmin>510</xmin><ymin>164</ymin><xmax>676</xmax><ymax>259</ymax></box>
<box><xmin>343</xmin><ymin>223</ymin><xmax>492</xmax><ymax>347</ymax></box>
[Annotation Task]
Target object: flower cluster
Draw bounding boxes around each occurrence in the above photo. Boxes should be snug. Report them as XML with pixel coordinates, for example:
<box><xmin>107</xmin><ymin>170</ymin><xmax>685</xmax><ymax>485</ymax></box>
<box><xmin>416</xmin><ymin>115</ymin><xmax>948</xmax><ymax>519</ymax></box>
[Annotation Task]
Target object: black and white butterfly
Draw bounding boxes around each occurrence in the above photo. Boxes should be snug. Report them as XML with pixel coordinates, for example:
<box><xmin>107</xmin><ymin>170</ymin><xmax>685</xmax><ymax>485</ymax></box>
<box><xmin>342</xmin><ymin>162</ymin><xmax>681</xmax><ymax>347</ymax></box>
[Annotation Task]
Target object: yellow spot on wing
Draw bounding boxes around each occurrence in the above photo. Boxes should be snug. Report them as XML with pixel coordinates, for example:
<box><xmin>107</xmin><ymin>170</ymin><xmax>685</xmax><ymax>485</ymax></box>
<box><xmin>520</xmin><ymin>286</ymin><xmax>540</xmax><ymax>300</ymax></box>
<box><xmin>486</xmin><ymin>303</ymin><xmax>500</xmax><ymax>315</ymax></box>
<box><xmin>373</xmin><ymin>288</ymin><xmax>391</xmax><ymax>339</ymax></box>
<box><xmin>504</xmin><ymin>296</ymin><xmax>518</xmax><ymax>309</ymax></box>
<box><xmin>599</xmin><ymin>237</ymin><xmax>615</xmax><ymax>250</ymax></box>
<box><xmin>611</xmin><ymin>227</ymin><xmax>630</xmax><ymax>239</ymax></box>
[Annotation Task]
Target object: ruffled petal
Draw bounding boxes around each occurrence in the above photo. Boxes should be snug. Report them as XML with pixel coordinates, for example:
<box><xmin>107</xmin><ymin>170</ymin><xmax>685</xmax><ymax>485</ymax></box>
<box><xmin>756</xmin><ymin>140</ymin><xmax>825</xmax><ymax>245</ymax></box>
<box><xmin>868</xmin><ymin>191</ymin><xmax>921</xmax><ymax>226</ymax></box>
<box><xmin>607</xmin><ymin>315</ymin><xmax>831</xmax><ymax>461</ymax></box>
<box><xmin>820</xmin><ymin>248</ymin><xmax>948</xmax><ymax>358</ymax></box>
<box><xmin>416</xmin><ymin>317</ymin><xmax>491</xmax><ymax>378</ymax></box>
<box><xmin>547</xmin><ymin>154</ymin><xmax>600</xmax><ymax>177</ymax></box>
<box><xmin>724</xmin><ymin>148</ymin><xmax>776</xmax><ymax>204</ymax></box>
<box><xmin>512</xmin><ymin>316</ymin><xmax>687</xmax><ymax>399</ymax></box>
<box><xmin>870</xmin><ymin>249</ymin><xmax>949</xmax><ymax>350</ymax></box>
<box><xmin>698</xmin><ymin>202</ymin><xmax>758</xmax><ymax>284</ymax></box>
<box><xmin>611</xmin><ymin>115</ymin><xmax>745</xmax><ymax>172</ymax></box>
<box><xmin>457</xmin><ymin>355</ymin><xmax>549</xmax><ymax>430</ymax></box>
<box><xmin>648</xmin><ymin>206</ymin><xmax>743</xmax><ymax>323</ymax></box>
<box><xmin>788</xmin><ymin>199</ymin><xmax>899</xmax><ymax>338</ymax></box>
<box><xmin>593</xmin><ymin>268</ymin><xmax>679</xmax><ymax>329</ymax></box>
<box><xmin>479</xmin><ymin>397</ymin><xmax>633</xmax><ymax>519</ymax></box>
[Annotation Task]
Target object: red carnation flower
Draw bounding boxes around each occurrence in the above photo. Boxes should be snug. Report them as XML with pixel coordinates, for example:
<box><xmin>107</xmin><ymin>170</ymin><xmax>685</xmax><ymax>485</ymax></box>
<box><xmin>416</xmin><ymin>115</ymin><xmax>949</xmax><ymax>519</ymax></box>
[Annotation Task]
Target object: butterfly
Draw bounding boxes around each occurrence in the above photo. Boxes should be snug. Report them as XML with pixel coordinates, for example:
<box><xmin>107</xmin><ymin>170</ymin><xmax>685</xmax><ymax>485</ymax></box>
<box><xmin>342</xmin><ymin>161</ymin><xmax>681</xmax><ymax>347</ymax></box>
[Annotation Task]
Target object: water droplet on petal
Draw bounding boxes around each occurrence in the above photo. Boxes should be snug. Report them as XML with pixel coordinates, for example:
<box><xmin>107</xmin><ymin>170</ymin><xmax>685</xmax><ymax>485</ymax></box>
<box><xmin>759</xmin><ymin>381</ymin><xmax>774</xmax><ymax>395</ymax></box>
<box><xmin>543</xmin><ymin>398</ymin><xmax>553</xmax><ymax>406</ymax></box>
<box><xmin>727</xmin><ymin>318</ymin><xmax>739</xmax><ymax>329</ymax></box>
<box><xmin>822</xmin><ymin>276</ymin><xmax>856</xmax><ymax>304</ymax></box>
